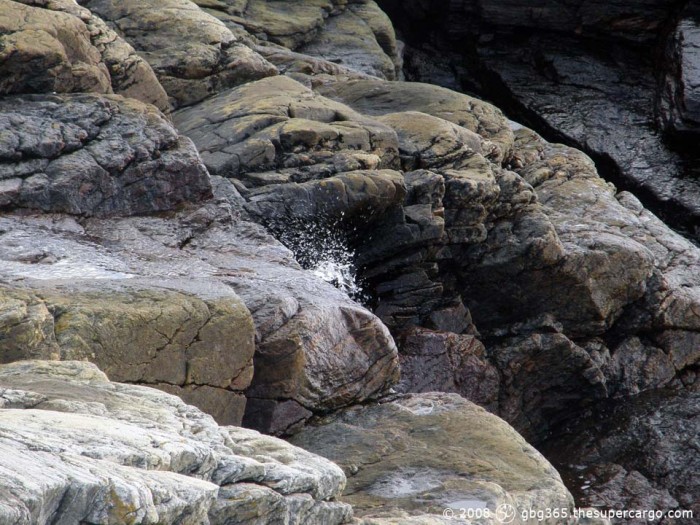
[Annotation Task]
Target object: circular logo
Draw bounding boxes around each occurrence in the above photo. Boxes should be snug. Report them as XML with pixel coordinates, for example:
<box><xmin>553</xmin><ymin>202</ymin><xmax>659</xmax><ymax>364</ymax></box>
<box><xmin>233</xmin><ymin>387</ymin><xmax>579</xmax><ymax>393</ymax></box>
<box><xmin>496</xmin><ymin>503</ymin><xmax>517</xmax><ymax>524</ymax></box>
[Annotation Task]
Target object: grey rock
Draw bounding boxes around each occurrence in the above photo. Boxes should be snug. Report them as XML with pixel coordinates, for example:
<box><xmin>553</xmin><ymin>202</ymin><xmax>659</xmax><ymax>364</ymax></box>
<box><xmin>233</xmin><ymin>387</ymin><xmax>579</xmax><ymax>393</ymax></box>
<box><xmin>173</xmin><ymin>75</ymin><xmax>400</xmax><ymax>187</ymax></box>
<box><xmin>198</xmin><ymin>0</ymin><xmax>401</xmax><ymax>80</ymax></box>
<box><xmin>291</xmin><ymin>393</ymin><xmax>577</xmax><ymax>524</ymax></box>
<box><xmin>0</xmin><ymin>360</ymin><xmax>352</xmax><ymax>525</ymax></box>
<box><xmin>81</xmin><ymin>0</ymin><xmax>278</xmax><ymax>108</ymax></box>
<box><xmin>5</xmin><ymin>0</ymin><xmax>170</xmax><ymax>112</ymax></box>
<box><xmin>0</xmin><ymin>93</ymin><xmax>212</xmax><ymax>217</ymax></box>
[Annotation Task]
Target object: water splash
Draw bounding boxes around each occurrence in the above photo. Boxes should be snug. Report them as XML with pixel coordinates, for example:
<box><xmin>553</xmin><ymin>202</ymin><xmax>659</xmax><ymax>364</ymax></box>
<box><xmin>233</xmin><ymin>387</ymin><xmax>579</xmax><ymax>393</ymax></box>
<box><xmin>267</xmin><ymin>217</ymin><xmax>368</xmax><ymax>303</ymax></box>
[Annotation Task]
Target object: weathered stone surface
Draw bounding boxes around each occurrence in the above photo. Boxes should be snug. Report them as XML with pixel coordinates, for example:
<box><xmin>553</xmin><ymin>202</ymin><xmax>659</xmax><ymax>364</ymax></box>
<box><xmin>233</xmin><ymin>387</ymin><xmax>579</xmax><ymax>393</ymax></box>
<box><xmin>245</xmin><ymin>169</ymin><xmax>406</xmax><ymax>224</ymax></box>
<box><xmin>82</xmin><ymin>0</ymin><xmax>278</xmax><ymax>108</ymax></box>
<box><xmin>543</xmin><ymin>388</ymin><xmax>700</xmax><ymax>523</ymax></box>
<box><xmin>0</xmin><ymin>94</ymin><xmax>212</xmax><ymax>216</ymax></box>
<box><xmin>454</xmin><ymin>129</ymin><xmax>657</xmax><ymax>338</ymax></box>
<box><xmin>291</xmin><ymin>393</ymin><xmax>576</xmax><ymax>524</ymax></box>
<box><xmin>395</xmin><ymin>327</ymin><xmax>499</xmax><ymax>411</ymax></box>
<box><xmin>173</xmin><ymin>75</ymin><xmax>399</xmax><ymax>187</ymax></box>
<box><xmin>0</xmin><ymin>0</ymin><xmax>111</xmax><ymax>95</ymax></box>
<box><xmin>317</xmin><ymin>78</ymin><xmax>514</xmax><ymax>164</ymax></box>
<box><xmin>382</xmin><ymin>0</ymin><xmax>700</xmax><ymax>234</ymax></box>
<box><xmin>660</xmin><ymin>3</ymin><xmax>700</xmax><ymax>138</ymax></box>
<box><xmin>0</xmin><ymin>360</ymin><xmax>352</xmax><ymax>525</ymax></box>
<box><xmin>199</xmin><ymin>0</ymin><xmax>401</xmax><ymax>80</ymax></box>
<box><xmin>1</xmin><ymin>0</ymin><xmax>169</xmax><ymax>111</ymax></box>
<box><xmin>378</xmin><ymin>110</ymin><xmax>497</xmax><ymax>171</ymax></box>
<box><xmin>0</xmin><ymin>190</ymin><xmax>399</xmax><ymax>432</ymax></box>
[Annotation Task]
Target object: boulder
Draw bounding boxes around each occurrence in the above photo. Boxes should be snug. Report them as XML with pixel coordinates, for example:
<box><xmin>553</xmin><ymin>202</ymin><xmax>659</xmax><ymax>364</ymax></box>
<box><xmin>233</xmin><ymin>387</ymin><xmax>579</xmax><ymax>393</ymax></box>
<box><xmin>0</xmin><ymin>0</ymin><xmax>111</xmax><ymax>96</ymax></box>
<box><xmin>198</xmin><ymin>0</ymin><xmax>401</xmax><ymax>80</ymax></box>
<box><xmin>0</xmin><ymin>191</ymin><xmax>399</xmax><ymax>432</ymax></box>
<box><xmin>291</xmin><ymin>393</ymin><xmax>577</xmax><ymax>524</ymax></box>
<box><xmin>172</xmin><ymin>75</ymin><xmax>400</xmax><ymax>187</ymax></box>
<box><xmin>82</xmin><ymin>0</ymin><xmax>278</xmax><ymax>108</ymax></box>
<box><xmin>1</xmin><ymin>0</ymin><xmax>168</xmax><ymax>111</ymax></box>
<box><xmin>0</xmin><ymin>93</ymin><xmax>212</xmax><ymax>217</ymax></box>
<box><xmin>317</xmin><ymin>78</ymin><xmax>514</xmax><ymax>165</ymax></box>
<box><xmin>0</xmin><ymin>360</ymin><xmax>352</xmax><ymax>525</ymax></box>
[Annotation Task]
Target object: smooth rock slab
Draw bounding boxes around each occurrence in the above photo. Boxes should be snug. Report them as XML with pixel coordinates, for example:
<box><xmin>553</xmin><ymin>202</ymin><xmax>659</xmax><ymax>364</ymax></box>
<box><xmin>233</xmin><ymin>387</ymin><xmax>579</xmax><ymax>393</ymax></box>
<box><xmin>0</xmin><ymin>360</ymin><xmax>352</xmax><ymax>525</ymax></box>
<box><xmin>291</xmin><ymin>392</ymin><xmax>576</xmax><ymax>524</ymax></box>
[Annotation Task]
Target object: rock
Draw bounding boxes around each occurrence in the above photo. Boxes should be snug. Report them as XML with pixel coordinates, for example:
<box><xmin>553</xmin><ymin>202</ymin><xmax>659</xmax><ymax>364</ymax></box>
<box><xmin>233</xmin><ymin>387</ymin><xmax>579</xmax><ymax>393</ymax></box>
<box><xmin>296</xmin><ymin>2</ymin><xmax>401</xmax><ymax>81</ymax></box>
<box><xmin>82</xmin><ymin>0</ymin><xmax>278</xmax><ymax>108</ymax></box>
<box><xmin>454</xmin><ymin>129</ymin><xmax>657</xmax><ymax>338</ymax></box>
<box><xmin>489</xmin><ymin>332</ymin><xmax>608</xmax><ymax>442</ymax></box>
<box><xmin>1</xmin><ymin>0</ymin><xmax>169</xmax><ymax>111</ymax></box>
<box><xmin>172</xmin><ymin>75</ymin><xmax>400</xmax><ymax>187</ymax></box>
<box><xmin>378</xmin><ymin>110</ymin><xmax>496</xmax><ymax>171</ymax></box>
<box><xmin>395</xmin><ymin>327</ymin><xmax>499</xmax><ymax>411</ymax></box>
<box><xmin>0</xmin><ymin>287</ymin><xmax>59</xmax><ymax>364</ymax></box>
<box><xmin>317</xmin><ymin>78</ymin><xmax>514</xmax><ymax>165</ymax></box>
<box><xmin>542</xmin><ymin>388</ymin><xmax>700</xmax><ymax>523</ymax></box>
<box><xmin>0</xmin><ymin>93</ymin><xmax>212</xmax><ymax>217</ymax></box>
<box><xmin>0</xmin><ymin>360</ymin><xmax>352</xmax><ymax>525</ymax></box>
<box><xmin>0</xmin><ymin>0</ymin><xmax>111</xmax><ymax>96</ymax></box>
<box><xmin>660</xmin><ymin>3</ymin><xmax>700</xmax><ymax>138</ymax></box>
<box><xmin>381</xmin><ymin>0</ymin><xmax>700</xmax><ymax>235</ymax></box>
<box><xmin>0</xmin><ymin>194</ymin><xmax>399</xmax><ymax>432</ymax></box>
<box><xmin>244</xmin><ymin>169</ymin><xmax>406</xmax><ymax>224</ymax></box>
<box><xmin>200</xmin><ymin>0</ymin><xmax>401</xmax><ymax>80</ymax></box>
<box><xmin>291</xmin><ymin>393</ymin><xmax>576</xmax><ymax>524</ymax></box>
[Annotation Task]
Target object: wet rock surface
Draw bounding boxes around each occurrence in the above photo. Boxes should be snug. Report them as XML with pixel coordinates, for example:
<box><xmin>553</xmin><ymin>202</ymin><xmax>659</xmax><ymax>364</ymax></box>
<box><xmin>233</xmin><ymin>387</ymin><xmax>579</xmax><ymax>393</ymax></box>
<box><xmin>379</xmin><ymin>0</ymin><xmax>700</xmax><ymax>237</ymax></box>
<box><xmin>1</xmin><ymin>0</ymin><xmax>700</xmax><ymax>522</ymax></box>
<box><xmin>542</xmin><ymin>388</ymin><xmax>700</xmax><ymax>524</ymax></box>
<box><xmin>291</xmin><ymin>393</ymin><xmax>576</xmax><ymax>524</ymax></box>
<box><xmin>0</xmin><ymin>360</ymin><xmax>352</xmax><ymax>525</ymax></box>
<box><xmin>0</xmin><ymin>194</ymin><xmax>400</xmax><ymax>432</ymax></box>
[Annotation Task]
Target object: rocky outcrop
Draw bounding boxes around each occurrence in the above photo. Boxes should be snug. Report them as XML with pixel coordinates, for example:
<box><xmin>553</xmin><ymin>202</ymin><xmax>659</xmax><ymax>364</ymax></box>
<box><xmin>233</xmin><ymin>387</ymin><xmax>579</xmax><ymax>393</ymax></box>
<box><xmin>196</xmin><ymin>0</ymin><xmax>402</xmax><ymax>81</ymax></box>
<box><xmin>543</xmin><ymin>388</ymin><xmax>700</xmax><ymax>524</ymax></box>
<box><xmin>0</xmin><ymin>195</ymin><xmax>399</xmax><ymax>431</ymax></box>
<box><xmin>291</xmin><ymin>393</ymin><xmax>577</xmax><ymax>524</ymax></box>
<box><xmin>660</xmin><ymin>2</ymin><xmax>700</xmax><ymax>139</ymax></box>
<box><xmin>0</xmin><ymin>94</ymin><xmax>211</xmax><ymax>216</ymax></box>
<box><xmin>0</xmin><ymin>360</ymin><xmax>352</xmax><ymax>524</ymax></box>
<box><xmin>380</xmin><ymin>0</ymin><xmax>700</xmax><ymax>236</ymax></box>
<box><xmin>81</xmin><ymin>0</ymin><xmax>278</xmax><ymax>108</ymax></box>
<box><xmin>1</xmin><ymin>0</ymin><xmax>169</xmax><ymax>111</ymax></box>
<box><xmin>172</xmin><ymin>75</ymin><xmax>400</xmax><ymax>187</ymax></box>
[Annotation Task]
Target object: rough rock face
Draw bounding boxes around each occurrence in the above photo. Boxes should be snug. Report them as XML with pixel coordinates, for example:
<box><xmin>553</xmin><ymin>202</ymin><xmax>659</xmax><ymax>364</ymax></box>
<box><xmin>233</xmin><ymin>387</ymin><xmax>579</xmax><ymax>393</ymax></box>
<box><xmin>0</xmin><ymin>94</ymin><xmax>212</xmax><ymax>216</ymax></box>
<box><xmin>0</xmin><ymin>360</ymin><xmax>352</xmax><ymax>525</ymax></box>
<box><xmin>542</xmin><ymin>388</ymin><xmax>700</xmax><ymax>524</ymax></box>
<box><xmin>395</xmin><ymin>327</ymin><xmax>499</xmax><ymax>411</ymax></box>
<box><xmin>0</xmin><ymin>0</ymin><xmax>169</xmax><ymax>111</ymax></box>
<box><xmin>81</xmin><ymin>0</ymin><xmax>278</xmax><ymax>108</ymax></box>
<box><xmin>196</xmin><ymin>0</ymin><xmax>402</xmax><ymax>80</ymax></box>
<box><xmin>172</xmin><ymin>75</ymin><xmax>400</xmax><ymax>187</ymax></box>
<box><xmin>0</xmin><ymin>192</ymin><xmax>399</xmax><ymax>431</ymax></box>
<box><xmin>380</xmin><ymin>0</ymin><xmax>700</xmax><ymax>235</ymax></box>
<box><xmin>660</xmin><ymin>2</ymin><xmax>700</xmax><ymax>139</ymax></box>
<box><xmin>291</xmin><ymin>393</ymin><xmax>576</xmax><ymax>524</ymax></box>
